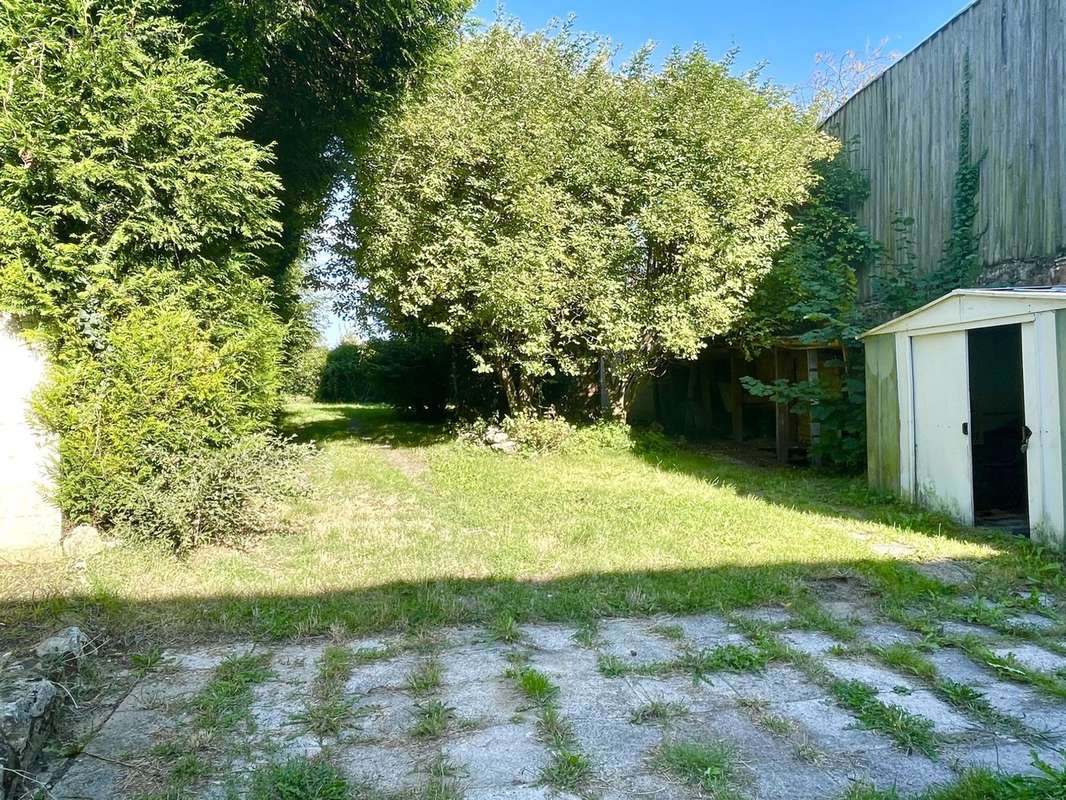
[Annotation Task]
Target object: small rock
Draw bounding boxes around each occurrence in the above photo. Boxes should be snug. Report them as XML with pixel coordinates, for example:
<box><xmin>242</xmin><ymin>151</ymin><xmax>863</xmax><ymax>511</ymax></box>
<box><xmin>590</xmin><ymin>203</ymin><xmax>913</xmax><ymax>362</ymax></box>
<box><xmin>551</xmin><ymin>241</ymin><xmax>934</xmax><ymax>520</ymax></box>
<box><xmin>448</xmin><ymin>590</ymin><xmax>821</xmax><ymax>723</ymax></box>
<box><xmin>483</xmin><ymin>426</ymin><xmax>510</xmax><ymax>444</ymax></box>
<box><xmin>490</xmin><ymin>440</ymin><xmax>517</xmax><ymax>454</ymax></box>
<box><xmin>61</xmin><ymin>524</ymin><xmax>104</xmax><ymax>558</ymax></box>
<box><xmin>35</xmin><ymin>626</ymin><xmax>88</xmax><ymax>660</ymax></box>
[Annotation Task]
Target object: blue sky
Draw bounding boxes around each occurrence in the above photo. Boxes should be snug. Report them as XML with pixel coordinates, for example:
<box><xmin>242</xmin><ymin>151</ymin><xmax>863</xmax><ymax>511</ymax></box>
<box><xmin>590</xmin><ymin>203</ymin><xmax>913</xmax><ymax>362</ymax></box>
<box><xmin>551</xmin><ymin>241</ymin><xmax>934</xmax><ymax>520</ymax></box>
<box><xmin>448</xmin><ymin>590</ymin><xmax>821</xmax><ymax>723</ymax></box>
<box><xmin>324</xmin><ymin>0</ymin><xmax>969</xmax><ymax>344</ymax></box>
<box><xmin>470</xmin><ymin>0</ymin><xmax>969</xmax><ymax>89</ymax></box>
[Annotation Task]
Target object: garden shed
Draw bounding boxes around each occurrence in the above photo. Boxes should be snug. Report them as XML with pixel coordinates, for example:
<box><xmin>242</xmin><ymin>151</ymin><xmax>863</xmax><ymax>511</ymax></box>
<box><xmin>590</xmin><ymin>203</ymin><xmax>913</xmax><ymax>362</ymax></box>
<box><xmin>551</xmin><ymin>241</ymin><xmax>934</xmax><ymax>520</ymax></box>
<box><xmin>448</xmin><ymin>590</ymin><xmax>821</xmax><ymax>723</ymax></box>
<box><xmin>862</xmin><ymin>288</ymin><xmax>1066</xmax><ymax>549</ymax></box>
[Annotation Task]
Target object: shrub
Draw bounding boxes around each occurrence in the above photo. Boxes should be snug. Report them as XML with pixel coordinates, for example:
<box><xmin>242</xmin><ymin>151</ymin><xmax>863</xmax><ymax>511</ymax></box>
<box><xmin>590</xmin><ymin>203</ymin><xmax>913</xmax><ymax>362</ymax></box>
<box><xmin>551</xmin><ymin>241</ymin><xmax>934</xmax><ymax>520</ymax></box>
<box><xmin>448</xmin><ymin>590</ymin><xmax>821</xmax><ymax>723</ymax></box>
<box><xmin>502</xmin><ymin>410</ymin><xmax>575</xmax><ymax>453</ymax></box>
<box><xmin>35</xmin><ymin>293</ymin><xmax>283</xmax><ymax>528</ymax></box>
<box><xmin>0</xmin><ymin>0</ymin><xmax>292</xmax><ymax>534</ymax></box>
<box><xmin>316</xmin><ymin>341</ymin><xmax>372</xmax><ymax>402</ymax></box>
<box><xmin>365</xmin><ymin>330</ymin><xmax>453</xmax><ymax>419</ymax></box>
<box><xmin>112</xmin><ymin>434</ymin><xmax>314</xmax><ymax>552</ymax></box>
<box><xmin>456</xmin><ymin>409</ymin><xmax>578</xmax><ymax>453</ymax></box>
<box><xmin>284</xmin><ymin>345</ymin><xmax>328</xmax><ymax>397</ymax></box>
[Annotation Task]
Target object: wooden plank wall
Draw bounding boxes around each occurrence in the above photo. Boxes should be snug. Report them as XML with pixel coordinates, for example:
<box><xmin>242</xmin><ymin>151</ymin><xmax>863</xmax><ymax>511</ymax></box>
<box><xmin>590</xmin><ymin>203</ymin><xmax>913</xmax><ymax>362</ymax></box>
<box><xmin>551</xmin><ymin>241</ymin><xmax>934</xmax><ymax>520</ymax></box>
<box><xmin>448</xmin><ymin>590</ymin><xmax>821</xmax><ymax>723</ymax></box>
<box><xmin>824</xmin><ymin>0</ymin><xmax>1066</xmax><ymax>294</ymax></box>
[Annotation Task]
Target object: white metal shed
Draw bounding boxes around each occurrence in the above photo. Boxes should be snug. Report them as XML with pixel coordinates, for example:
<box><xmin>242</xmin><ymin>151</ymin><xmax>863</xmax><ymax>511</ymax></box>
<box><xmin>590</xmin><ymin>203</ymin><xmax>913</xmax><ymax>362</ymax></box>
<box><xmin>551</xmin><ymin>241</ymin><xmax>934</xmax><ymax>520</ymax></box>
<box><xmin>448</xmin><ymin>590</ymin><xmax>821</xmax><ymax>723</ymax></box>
<box><xmin>861</xmin><ymin>288</ymin><xmax>1066</xmax><ymax>549</ymax></box>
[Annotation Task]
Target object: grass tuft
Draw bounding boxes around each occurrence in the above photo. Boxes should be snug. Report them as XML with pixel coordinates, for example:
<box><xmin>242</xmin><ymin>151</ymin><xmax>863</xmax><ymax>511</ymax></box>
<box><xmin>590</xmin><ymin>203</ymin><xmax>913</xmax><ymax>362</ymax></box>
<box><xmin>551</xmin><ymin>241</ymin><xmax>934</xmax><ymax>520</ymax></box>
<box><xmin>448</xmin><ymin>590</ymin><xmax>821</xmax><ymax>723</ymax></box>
<box><xmin>405</xmin><ymin>658</ymin><xmax>442</xmax><ymax>696</ymax></box>
<box><xmin>629</xmin><ymin>699</ymin><xmax>688</xmax><ymax>724</ymax></box>
<box><xmin>412</xmin><ymin>699</ymin><xmax>453</xmax><ymax>738</ymax></box>
<box><xmin>507</xmin><ymin>664</ymin><xmax>558</xmax><ymax>706</ymax></box>
<box><xmin>831</xmin><ymin>680</ymin><xmax>938</xmax><ymax>758</ymax></box>
<box><xmin>249</xmin><ymin>757</ymin><xmax>349</xmax><ymax>800</ymax></box>
<box><xmin>654</xmin><ymin>739</ymin><xmax>740</xmax><ymax>796</ymax></box>
<box><xmin>540</xmin><ymin>749</ymin><xmax>592</xmax><ymax>792</ymax></box>
<box><xmin>192</xmin><ymin>653</ymin><xmax>272</xmax><ymax>733</ymax></box>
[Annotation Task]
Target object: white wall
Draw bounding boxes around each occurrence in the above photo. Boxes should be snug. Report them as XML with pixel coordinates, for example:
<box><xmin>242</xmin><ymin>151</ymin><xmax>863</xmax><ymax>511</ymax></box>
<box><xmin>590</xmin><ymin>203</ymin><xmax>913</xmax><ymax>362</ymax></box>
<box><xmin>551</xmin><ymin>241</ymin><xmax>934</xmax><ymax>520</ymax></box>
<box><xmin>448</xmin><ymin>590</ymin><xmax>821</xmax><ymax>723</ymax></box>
<box><xmin>0</xmin><ymin>316</ymin><xmax>61</xmax><ymax>549</ymax></box>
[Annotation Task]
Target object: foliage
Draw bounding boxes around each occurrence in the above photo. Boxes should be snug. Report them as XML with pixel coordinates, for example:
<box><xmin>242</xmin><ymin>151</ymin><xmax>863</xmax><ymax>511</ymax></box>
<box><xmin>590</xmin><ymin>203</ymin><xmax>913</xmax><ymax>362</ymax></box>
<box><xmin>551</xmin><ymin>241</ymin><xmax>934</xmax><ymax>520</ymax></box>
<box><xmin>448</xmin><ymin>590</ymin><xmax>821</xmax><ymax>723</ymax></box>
<box><xmin>317</xmin><ymin>341</ymin><xmax>374</xmax><ymax>403</ymax></box>
<box><xmin>340</xmin><ymin>21</ymin><xmax>836</xmax><ymax>414</ymax></box>
<box><xmin>250</xmin><ymin>757</ymin><xmax>350</xmax><ymax>800</ymax></box>
<box><xmin>364</xmin><ymin>328</ymin><xmax>456</xmax><ymax>419</ymax></box>
<box><xmin>280</xmin><ymin>296</ymin><xmax>326</xmax><ymax>396</ymax></box>
<box><xmin>172</xmin><ymin>0</ymin><xmax>470</xmax><ymax>323</ymax></box>
<box><xmin>0</xmin><ymin>0</ymin><xmax>300</xmax><ymax>535</ymax></box>
<box><xmin>109</xmin><ymin>433</ymin><xmax>314</xmax><ymax>552</ymax></box>
<box><xmin>502</xmin><ymin>410</ymin><xmax>576</xmax><ymax>453</ymax></box>
<box><xmin>34</xmin><ymin>295</ymin><xmax>287</xmax><ymax>530</ymax></box>
<box><xmin>284</xmin><ymin>345</ymin><xmax>328</xmax><ymax>398</ymax></box>
<box><xmin>316</xmin><ymin>330</ymin><xmax>457</xmax><ymax>418</ymax></box>
<box><xmin>742</xmin><ymin>150</ymin><xmax>875</xmax><ymax>349</ymax></box>
<box><xmin>0</xmin><ymin>0</ymin><xmax>281</xmax><ymax>346</ymax></box>
<box><xmin>739</xmin><ymin>150</ymin><xmax>876</xmax><ymax>471</ymax></box>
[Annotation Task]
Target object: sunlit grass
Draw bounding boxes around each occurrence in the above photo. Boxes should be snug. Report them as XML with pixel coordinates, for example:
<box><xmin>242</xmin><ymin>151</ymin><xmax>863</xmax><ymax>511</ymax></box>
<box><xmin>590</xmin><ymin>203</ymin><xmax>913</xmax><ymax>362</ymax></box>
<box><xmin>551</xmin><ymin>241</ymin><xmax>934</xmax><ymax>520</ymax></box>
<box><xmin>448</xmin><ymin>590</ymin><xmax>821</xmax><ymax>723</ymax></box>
<box><xmin>1</xmin><ymin>401</ymin><xmax>1057</xmax><ymax>646</ymax></box>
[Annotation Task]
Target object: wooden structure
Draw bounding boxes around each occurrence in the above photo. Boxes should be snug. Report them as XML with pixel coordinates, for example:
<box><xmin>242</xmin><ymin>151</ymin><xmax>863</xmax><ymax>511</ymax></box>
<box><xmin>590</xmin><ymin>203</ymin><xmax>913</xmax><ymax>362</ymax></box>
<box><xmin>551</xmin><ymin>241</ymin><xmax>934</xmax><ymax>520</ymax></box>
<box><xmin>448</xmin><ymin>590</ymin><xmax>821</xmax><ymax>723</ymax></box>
<box><xmin>824</xmin><ymin>0</ymin><xmax>1066</xmax><ymax>294</ymax></box>
<box><xmin>628</xmin><ymin>341</ymin><xmax>842</xmax><ymax>464</ymax></box>
<box><xmin>862</xmin><ymin>288</ymin><xmax>1066</xmax><ymax>548</ymax></box>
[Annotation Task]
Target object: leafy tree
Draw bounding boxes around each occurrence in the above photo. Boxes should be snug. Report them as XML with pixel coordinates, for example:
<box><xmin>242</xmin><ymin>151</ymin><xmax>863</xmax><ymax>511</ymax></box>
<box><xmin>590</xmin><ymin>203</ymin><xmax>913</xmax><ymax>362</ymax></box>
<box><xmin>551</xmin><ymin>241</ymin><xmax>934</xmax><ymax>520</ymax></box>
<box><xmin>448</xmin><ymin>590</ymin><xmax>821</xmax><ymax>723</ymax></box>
<box><xmin>0</xmin><ymin>0</ymin><xmax>286</xmax><ymax>526</ymax></box>
<box><xmin>0</xmin><ymin>0</ymin><xmax>280</xmax><ymax>347</ymax></box>
<box><xmin>339</xmin><ymin>22</ymin><xmax>835</xmax><ymax>414</ymax></box>
<box><xmin>171</xmin><ymin>0</ymin><xmax>471</xmax><ymax>322</ymax></box>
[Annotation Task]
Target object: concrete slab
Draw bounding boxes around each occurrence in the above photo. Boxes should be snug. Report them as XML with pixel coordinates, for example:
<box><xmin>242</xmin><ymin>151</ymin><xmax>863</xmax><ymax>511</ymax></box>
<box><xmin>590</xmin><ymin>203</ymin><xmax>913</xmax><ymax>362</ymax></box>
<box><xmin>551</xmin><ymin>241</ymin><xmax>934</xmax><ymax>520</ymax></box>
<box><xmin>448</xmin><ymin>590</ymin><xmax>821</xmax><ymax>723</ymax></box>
<box><xmin>47</xmin><ymin>618</ymin><xmax>1066</xmax><ymax>800</ymax></box>
<box><xmin>336</xmin><ymin>742</ymin><xmax>426</xmax><ymax>793</ymax></box>
<box><xmin>992</xmin><ymin>644</ymin><xmax>1066</xmax><ymax>674</ymax></box>
<box><xmin>674</xmin><ymin>614</ymin><xmax>748</xmax><ymax>649</ymax></box>
<box><xmin>521</xmin><ymin>623</ymin><xmax>579</xmax><ymax>652</ymax></box>
<box><xmin>860</xmin><ymin>624</ymin><xmax>920</xmax><ymax>648</ymax></box>
<box><xmin>598</xmin><ymin>618</ymin><xmax>679</xmax><ymax>666</ymax></box>
<box><xmin>443</xmin><ymin>723</ymin><xmax>548</xmax><ymax>789</ymax></box>
<box><xmin>821</xmin><ymin>658</ymin><xmax>918</xmax><ymax>694</ymax></box>
<box><xmin>927</xmin><ymin>648</ymin><xmax>996</xmax><ymax>686</ymax></box>
<box><xmin>782</xmin><ymin>630</ymin><xmax>842</xmax><ymax>657</ymax></box>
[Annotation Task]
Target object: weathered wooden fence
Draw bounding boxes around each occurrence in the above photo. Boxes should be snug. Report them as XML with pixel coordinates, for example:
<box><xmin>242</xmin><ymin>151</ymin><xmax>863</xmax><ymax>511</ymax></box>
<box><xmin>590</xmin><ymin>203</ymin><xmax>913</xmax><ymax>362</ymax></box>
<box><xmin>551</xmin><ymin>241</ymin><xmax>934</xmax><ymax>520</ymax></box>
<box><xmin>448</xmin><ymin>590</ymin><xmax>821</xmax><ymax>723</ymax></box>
<box><xmin>824</xmin><ymin>0</ymin><xmax>1066</xmax><ymax>293</ymax></box>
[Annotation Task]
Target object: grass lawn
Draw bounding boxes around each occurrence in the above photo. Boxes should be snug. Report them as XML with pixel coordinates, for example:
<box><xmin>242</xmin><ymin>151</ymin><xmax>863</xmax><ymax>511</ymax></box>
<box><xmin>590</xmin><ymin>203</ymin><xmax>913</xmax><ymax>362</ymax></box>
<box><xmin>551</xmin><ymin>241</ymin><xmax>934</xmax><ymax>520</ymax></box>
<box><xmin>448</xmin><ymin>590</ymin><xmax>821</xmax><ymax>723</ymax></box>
<box><xmin>3</xmin><ymin>401</ymin><xmax>1063</xmax><ymax>651</ymax></box>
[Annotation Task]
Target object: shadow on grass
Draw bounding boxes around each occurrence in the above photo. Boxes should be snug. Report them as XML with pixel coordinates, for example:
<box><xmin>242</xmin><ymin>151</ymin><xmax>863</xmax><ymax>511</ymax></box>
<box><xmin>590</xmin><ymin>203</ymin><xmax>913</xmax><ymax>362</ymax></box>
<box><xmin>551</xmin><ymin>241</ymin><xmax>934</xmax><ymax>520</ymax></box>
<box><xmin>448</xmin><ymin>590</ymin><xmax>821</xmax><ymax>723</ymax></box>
<box><xmin>4</xmin><ymin>403</ymin><xmax>1057</xmax><ymax>649</ymax></box>
<box><xmin>281</xmin><ymin>402</ymin><xmax>449</xmax><ymax>448</ymax></box>
<box><xmin>0</xmin><ymin>557</ymin><xmax>1009</xmax><ymax>648</ymax></box>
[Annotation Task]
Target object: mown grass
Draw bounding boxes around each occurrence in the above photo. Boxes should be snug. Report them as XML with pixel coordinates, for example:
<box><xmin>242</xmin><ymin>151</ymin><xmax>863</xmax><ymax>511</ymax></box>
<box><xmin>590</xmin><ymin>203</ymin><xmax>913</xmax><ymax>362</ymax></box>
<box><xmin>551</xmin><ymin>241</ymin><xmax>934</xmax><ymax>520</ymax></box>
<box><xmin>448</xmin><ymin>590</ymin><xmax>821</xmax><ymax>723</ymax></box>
<box><xmin>3</xmin><ymin>402</ymin><xmax>1063</xmax><ymax>648</ymax></box>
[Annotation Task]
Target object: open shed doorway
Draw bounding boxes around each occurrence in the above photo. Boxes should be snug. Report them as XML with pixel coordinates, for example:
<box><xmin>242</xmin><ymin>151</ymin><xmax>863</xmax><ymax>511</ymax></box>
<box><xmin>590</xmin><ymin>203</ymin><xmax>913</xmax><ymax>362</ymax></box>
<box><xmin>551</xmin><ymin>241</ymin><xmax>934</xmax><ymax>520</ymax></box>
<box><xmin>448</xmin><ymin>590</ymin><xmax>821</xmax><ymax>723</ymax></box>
<box><xmin>968</xmin><ymin>324</ymin><xmax>1029</xmax><ymax>534</ymax></box>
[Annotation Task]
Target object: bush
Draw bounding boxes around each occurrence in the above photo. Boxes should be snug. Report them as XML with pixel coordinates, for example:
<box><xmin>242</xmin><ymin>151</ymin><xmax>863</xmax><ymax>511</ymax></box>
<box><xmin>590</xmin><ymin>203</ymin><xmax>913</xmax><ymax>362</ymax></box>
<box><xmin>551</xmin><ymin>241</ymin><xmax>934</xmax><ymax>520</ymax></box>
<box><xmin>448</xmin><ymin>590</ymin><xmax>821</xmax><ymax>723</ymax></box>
<box><xmin>112</xmin><ymin>434</ymin><xmax>314</xmax><ymax>552</ymax></box>
<box><xmin>456</xmin><ymin>409</ymin><xmax>578</xmax><ymax>454</ymax></box>
<box><xmin>502</xmin><ymin>410</ymin><xmax>575</xmax><ymax>453</ymax></box>
<box><xmin>316</xmin><ymin>331</ymin><xmax>462</xmax><ymax>419</ymax></box>
<box><xmin>35</xmin><ymin>293</ymin><xmax>283</xmax><ymax>527</ymax></box>
<box><xmin>284</xmin><ymin>345</ymin><xmax>328</xmax><ymax>397</ymax></box>
<box><xmin>364</xmin><ymin>331</ymin><xmax>452</xmax><ymax>419</ymax></box>
<box><xmin>316</xmin><ymin>341</ymin><xmax>373</xmax><ymax>402</ymax></box>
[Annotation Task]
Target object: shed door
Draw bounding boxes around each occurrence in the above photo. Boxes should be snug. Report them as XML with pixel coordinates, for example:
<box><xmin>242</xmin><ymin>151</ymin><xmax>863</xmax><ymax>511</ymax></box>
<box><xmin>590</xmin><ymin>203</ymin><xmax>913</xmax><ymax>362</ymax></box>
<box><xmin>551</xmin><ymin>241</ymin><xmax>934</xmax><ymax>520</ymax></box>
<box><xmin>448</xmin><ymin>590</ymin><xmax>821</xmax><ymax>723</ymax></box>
<box><xmin>912</xmin><ymin>331</ymin><xmax>974</xmax><ymax>524</ymax></box>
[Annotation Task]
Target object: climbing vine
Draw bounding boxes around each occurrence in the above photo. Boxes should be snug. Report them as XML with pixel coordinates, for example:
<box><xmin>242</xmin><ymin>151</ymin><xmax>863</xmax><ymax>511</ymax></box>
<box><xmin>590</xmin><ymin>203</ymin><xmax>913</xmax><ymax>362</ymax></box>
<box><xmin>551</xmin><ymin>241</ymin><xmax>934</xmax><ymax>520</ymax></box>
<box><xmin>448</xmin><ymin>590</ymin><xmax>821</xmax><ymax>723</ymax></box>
<box><xmin>870</xmin><ymin>54</ymin><xmax>985</xmax><ymax>314</ymax></box>
<box><xmin>742</xmin><ymin>55</ymin><xmax>985</xmax><ymax>473</ymax></box>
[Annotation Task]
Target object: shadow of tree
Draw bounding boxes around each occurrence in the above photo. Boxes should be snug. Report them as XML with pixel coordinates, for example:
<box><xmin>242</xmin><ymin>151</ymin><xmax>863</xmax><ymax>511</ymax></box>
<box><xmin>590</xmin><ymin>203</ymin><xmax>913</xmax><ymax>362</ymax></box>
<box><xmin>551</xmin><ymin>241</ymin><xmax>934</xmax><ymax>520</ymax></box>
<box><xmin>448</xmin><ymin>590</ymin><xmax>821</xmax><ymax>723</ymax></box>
<box><xmin>4</xmin><ymin>403</ymin><xmax>1060</xmax><ymax>651</ymax></box>
<box><xmin>281</xmin><ymin>402</ymin><xmax>449</xmax><ymax>448</ymax></box>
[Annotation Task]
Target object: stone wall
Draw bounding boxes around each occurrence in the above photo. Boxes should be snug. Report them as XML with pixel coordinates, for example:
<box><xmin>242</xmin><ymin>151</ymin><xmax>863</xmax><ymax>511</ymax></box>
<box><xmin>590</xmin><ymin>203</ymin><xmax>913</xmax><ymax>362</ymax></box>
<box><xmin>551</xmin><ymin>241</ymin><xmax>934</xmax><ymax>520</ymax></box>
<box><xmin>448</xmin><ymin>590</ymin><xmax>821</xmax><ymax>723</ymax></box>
<box><xmin>977</xmin><ymin>254</ymin><xmax>1066</xmax><ymax>289</ymax></box>
<box><xmin>0</xmin><ymin>316</ymin><xmax>61</xmax><ymax>550</ymax></box>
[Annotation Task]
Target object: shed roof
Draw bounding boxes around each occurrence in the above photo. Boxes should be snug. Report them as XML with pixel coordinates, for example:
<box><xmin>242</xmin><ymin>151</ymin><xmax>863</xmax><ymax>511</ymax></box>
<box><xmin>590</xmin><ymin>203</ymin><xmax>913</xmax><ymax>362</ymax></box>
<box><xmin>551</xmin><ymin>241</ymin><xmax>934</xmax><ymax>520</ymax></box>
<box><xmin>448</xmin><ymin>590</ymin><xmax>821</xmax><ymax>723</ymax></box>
<box><xmin>860</xmin><ymin>288</ymin><xmax>1066</xmax><ymax>338</ymax></box>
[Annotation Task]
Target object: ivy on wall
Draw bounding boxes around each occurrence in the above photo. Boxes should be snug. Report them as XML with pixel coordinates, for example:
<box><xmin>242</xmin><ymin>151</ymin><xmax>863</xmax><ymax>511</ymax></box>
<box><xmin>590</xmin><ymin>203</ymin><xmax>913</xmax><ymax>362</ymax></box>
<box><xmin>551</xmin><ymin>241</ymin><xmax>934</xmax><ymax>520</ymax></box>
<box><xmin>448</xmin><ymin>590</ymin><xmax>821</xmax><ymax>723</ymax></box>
<box><xmin>742</xmin><ymin>54</ymin><xmax>986</xmax><ymax>473</ymax></box>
